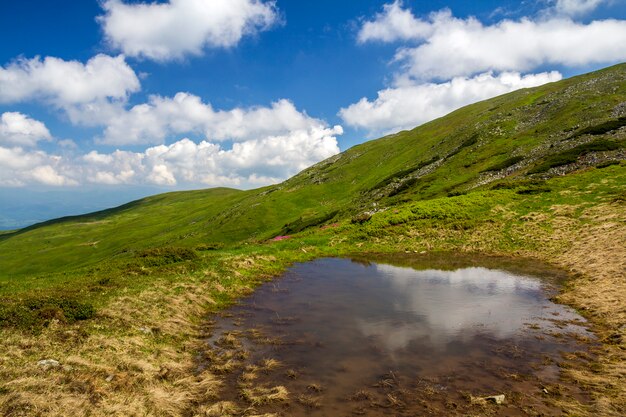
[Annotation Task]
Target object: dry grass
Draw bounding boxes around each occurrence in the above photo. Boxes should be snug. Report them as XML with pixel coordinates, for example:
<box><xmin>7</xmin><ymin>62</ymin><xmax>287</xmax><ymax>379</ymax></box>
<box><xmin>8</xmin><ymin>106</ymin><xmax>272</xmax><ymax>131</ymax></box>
<box><xmin>0</xmin><ymin>279</ymin><xmax>222</xmax><ymax>417</ymax></box>
<box><xmin>351</xmin><ymin>389</ymin><xmax>374</xmax><ymax>401</ymax></box>
<box><xmin>466</xmin><ymin>200</ymin><xmax>626</xmax><ymax>416</ymax></box>
<box><xmin>297</xmin><ymin>393</ymin><xmax>322</xmax><ymax>408</ymax></box>
<box><xmin>258</xmin><ymin>358</ymin><xmax>281</xmax><ymax>372</ymax></box>
<box><xmin>550</xmin><ymin>203</ymin><xmax>626</xmax><ymax>417</ymax></box>
<box><xmin>239</xmin><ymin>385</ymin><xmax>289</xmax><ymax>406</ymax></box>
<box><xmin>194</xmin><ymin>401</ymin><xmax>239</xmax><ymax>417</ymax></box>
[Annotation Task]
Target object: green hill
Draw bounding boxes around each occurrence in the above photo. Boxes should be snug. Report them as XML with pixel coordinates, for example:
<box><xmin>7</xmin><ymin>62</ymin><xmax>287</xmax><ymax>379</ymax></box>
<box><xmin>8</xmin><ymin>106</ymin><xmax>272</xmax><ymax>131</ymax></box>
<box><xmin>1</xmin><ymin>63</ymin><xmax>625</xmax><ymax>278</ymax></box>
<box><xmin>0</xmin><ymin>64</ymin><xmax>625</xmax><ymax>417</ymax></box>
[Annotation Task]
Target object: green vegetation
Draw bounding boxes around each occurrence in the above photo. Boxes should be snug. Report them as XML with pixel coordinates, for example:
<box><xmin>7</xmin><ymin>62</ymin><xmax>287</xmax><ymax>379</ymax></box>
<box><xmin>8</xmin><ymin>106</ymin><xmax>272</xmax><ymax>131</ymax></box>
<box><xmin>480</xmin><ymin>155</ymin><xmax>524</xmax><ymax>172</ymax></box>
<box><xmin>280</xmin><ymin>210</ymin><xmax>338</xmax><ymax>235</ymax></box>
<box><xmin>136</xmin><ymin>246</ymin><xmax>199</xmax><ymax>267</ymax></box>
<box><xmin>447</xmin><ymin>133</ymin><xmax>479</xmax><ymax>157</ymax></box>
<box><xmin>572</xmin><ymin>116</ymin><xmax>626</xmax><ymax>137</ymax></box>
<box><xmin>0</xmin><ymin>64</ymin><xmax>625</xmax><ymax>416</ymax></box>
<box><xmin>0</xmin><ymin>295</ymin><xmax>95</xmax><ymax>330</ymax></box>
<box><xmin>370</xmin><ymin>155</ymin><xmax>440</xmax><ymax>191</ymax></box>
<box><xmin>2</xmin><ymin>64</ymin><xmax>625</xmax><ymax>281</ymax></box>
<box><xmin>529</xmin><ymin>139</ymin><xmax>622</xmax><ymax>173</ymax></box>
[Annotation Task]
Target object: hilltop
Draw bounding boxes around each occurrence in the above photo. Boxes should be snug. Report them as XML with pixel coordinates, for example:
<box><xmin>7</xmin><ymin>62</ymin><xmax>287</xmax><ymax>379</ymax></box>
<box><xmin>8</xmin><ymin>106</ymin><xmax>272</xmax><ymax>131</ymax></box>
<box><xmin>0</xmin><ymin>64</ymin><xmax>624</xmax><ymax>416</ymax></box>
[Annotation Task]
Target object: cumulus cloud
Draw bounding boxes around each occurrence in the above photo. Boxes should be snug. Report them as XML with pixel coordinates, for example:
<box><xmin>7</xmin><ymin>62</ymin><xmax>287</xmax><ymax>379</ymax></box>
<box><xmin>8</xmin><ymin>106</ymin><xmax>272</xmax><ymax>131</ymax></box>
<box><xmin>340</xmin><ymin>71</ymin><xmax>562</xmax><ymax>134</ymax></box>
<box><xmin>93</xmin><ymin>125</ymin><xmax>341</xmax><ymax>187</ymax></box>
<box><xmin>553</xmin><ymin>0</ymin><xmax>608</xmax><ymax>17</ymax></box>
<box><xmin>0</xmin><ymin>147</ymin><xmax>76</xmax><ymax>186</ymax></box>
<box><xmin>0</xmin><ymin>54</ymin><xmax>139</xmax><ymax>106</ymax></box>
<box><xmin>358</xmin><ymin>1</ymin><xmax>434</xmax><ymax>43</ymax></box>
<box><xmin>395</xmin><ymin>12</ymin><xmax>626</xmax><ymax>80</ymax></box>
<box><xmin>345</xmin><ymin>1</ymin><xmax>626</xmax><ymax>135</ymax></box>
<box><xmin>100</xmin><ymin>0</ymin><xmax>278</xmax><ymax>61</ymax></box>
<box><xmin>0</xmin><ymin>54</ymin><xmax>341</xmax><ymax>188</ymax></box>
<box><xmin>0</xmin><ymin>126</ymin><xmax>342</xmax><ymax>188</ymax></box>
<box><xmin>97</xmin><ymin>95</ymin><xmax>324</xmax><ymax>146</ymax></box>
<box><xmin>0</xmin><ymin>112</ymin><xmax>52</xmax><ymax>147</ymax></box>
<box><xmin>358</xmin><ymin>4</ymin><xmax>626</xmax><ymax>80</ymax></box>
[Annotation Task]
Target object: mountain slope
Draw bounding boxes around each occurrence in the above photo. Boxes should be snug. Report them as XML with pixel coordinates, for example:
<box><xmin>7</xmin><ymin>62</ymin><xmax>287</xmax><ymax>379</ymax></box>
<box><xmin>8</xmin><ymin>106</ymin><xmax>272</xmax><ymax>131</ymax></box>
<box><xmin>1</xmin><ymin>63</ymin><xmax>625</xmax><ymax>277</ymax></box>
<box><xmin>1</xmin><ymin>64</ymin><xmax>625</xmax><ymax>417</ymax></box>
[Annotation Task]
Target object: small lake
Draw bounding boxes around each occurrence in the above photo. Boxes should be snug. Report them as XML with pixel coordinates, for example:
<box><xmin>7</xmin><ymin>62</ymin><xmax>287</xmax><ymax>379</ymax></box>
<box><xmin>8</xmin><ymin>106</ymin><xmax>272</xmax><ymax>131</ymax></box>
<box><xmin>201</xmin><ymin>256</ymin><xmax>594</xmax><ymax>416</ymax></box>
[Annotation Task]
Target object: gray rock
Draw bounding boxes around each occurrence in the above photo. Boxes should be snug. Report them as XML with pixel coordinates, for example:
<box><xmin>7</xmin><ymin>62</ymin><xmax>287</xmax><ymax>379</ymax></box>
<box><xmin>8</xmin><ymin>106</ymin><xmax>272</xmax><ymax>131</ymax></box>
<box><xmin>37</xmin><ymin>359</ymin><xmax>60</xmax><ymax>369</ymax></box>
<box><xmin>138</xmin><ymin>326</ymin><xmax>153</xmax><ymax>334</ymax></box>
<box><xmin>612</xmin><ymin>102</ymin><xmax>626</xmax><ymax>118</ymax></box>
<box><xmin>485</xmin><ymin>394</ymin><xmax>506</xmax><ymax>405</ymax></box>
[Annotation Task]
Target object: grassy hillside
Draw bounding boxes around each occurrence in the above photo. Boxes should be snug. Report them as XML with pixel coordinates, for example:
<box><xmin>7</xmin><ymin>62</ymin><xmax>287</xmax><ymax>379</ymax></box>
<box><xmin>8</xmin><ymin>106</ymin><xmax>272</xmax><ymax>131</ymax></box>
<box><xmin>0</xmin><ymin>64</ymin><xmax>625</xmax><ymax>416</ymax></box>
<box><xmin>1</xmin><ymin>63</ymin><xmax>625</xmax><ymax>280</ymax></box>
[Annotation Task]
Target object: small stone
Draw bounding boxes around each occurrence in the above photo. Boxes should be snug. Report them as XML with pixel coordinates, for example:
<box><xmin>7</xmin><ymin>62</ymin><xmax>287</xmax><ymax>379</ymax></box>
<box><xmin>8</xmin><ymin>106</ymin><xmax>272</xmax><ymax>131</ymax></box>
<box><xmin>138</xmin><ymin>326</ymin><xmax>153</xmax><ymax>335</ymax></box>
<box><xmin>486</xmin><ymin>394</ymin><xmax>506</xmax><ymax>405</ymax></box>
<box><xmin>105</xmin><ymin>374</ymin><xmax>114</xmax><ymax>382</ymax></box>
<box><xmin>37</xmin><ymin>359</ymin><xmax>60</xmax><ymax>369</ymax></box>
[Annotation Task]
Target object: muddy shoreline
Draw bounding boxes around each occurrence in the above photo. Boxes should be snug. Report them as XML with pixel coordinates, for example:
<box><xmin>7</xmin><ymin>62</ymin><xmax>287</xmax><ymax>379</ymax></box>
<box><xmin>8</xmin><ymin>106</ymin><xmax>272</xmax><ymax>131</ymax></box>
<box><xmin>196</xmin><ymin>256</ymin><xmax>599</xmax><ymax>416</ymax></box>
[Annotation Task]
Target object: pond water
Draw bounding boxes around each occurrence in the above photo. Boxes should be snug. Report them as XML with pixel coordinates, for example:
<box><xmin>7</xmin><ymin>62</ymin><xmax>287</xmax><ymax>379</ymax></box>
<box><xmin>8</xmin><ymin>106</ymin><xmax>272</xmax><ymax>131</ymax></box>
<box><xmin>200</xmin><ymin>256</ymin><xmax>594</xmax><ymax>416</ymax></box>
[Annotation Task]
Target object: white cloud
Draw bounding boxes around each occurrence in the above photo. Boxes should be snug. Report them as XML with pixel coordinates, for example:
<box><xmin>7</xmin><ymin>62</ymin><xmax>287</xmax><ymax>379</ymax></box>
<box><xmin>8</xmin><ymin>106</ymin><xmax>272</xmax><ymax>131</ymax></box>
<box><xmin>100</xmin><ymin>0</ymin><xmax>278</xmax><ymax>61</ymax></box>
<box><xmin>0</xmin><ymin>54</ymin><xmax>139</xmax><ymax>106</ymax></box>
<box><xmin>339</xmin><ymin>71</ymin><xmax>562</xmax><ymax>134</ymax></box>
<box><xmin>0</xmin><ymin>112</ymin><xmax>52</xmax><ymax>147</ymax></box>
<box><xmin>31</xmin><ymin>165</ymin><xmax>76</xmax><ymax>187</ymax></box>
<box><xmin>553</xmin><ymin>0</ymin><xmax>608</xmax><ymax>17</ymax></box>
<box><xmin>96</xmin><ymin>95</ymin><xmax>326</xmax><ymax>146</ymax></box>
<box><xmin>147</xmin><ymin>164</ymin><xmax>177</xmax><ymax>186</ymax></box>
<box><xmin>358</xmin><ymin>1</ymin><xmax>434</xmax><ymax>43</ymax></box>
<box><xmin>0</xmin><ymin>147</ymin><xmax>76</xmax><ymax>187</ymax></box>
<box><xmin>358</xmin><ymin>4</ymin><xmax>626</xmax><ymax>80</ymax></box>
<box><xmin>346</xmin><ymin>2</ymin><xmax>626</xmax><ymax>136</ymax></box>
<box><xmin>0</xmin><ymin>126</ymin><xmax>342</xmax><ymax>188</ymax></box>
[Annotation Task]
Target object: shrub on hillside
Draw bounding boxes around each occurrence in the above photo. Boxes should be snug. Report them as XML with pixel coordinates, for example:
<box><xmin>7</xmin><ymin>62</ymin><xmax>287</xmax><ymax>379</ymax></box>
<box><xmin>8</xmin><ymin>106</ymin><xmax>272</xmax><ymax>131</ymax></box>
<box><xmin>529</xmin><ymin>139</ymin><xmax>621</xmax><ymax>174</ymax></box>
<box><xmin>481</xmin><ymin>156</ymin><xmax>524</xmax><ymax>173</ymax></box>
<box><xmin>196</xmin><ymin>243</ymin><xmax>224</xmax><ymax>251</ymax></box>
<box><xmin>572</xmin><ymin>117</ymin><xmax>626</xmax><ymax>137</ymax></box>
<box><xmin>136</xmin><ymin>246</ymin><xmax>198</xmax><ymax>267</ymax></box>
<box><xmin>0</xmin><ymin>296</ymin><xmax>96</xmax><ymax>329</ymax></box>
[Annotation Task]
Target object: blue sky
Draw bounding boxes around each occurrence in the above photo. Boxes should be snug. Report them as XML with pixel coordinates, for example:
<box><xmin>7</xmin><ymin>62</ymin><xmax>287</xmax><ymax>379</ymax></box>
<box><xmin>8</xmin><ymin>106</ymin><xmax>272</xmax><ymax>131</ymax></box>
<box><xmin>1</xmin><ymin>0</ymin><xmax>625</xmax><ymax>228</ymax></box>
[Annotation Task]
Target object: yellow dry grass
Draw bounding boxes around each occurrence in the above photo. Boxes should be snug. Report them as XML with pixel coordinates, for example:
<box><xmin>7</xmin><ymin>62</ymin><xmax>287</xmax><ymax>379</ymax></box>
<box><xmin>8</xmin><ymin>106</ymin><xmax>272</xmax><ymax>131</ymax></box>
<box><xmin>551</xmin><ymin>203</ymin><xmax>626</xmax><ymax>417</ymax></box>
<box><xmin>239</xmin><ymin>385</ymin><xmax>289</xmax><ymax>406</ymax></box>
<box><xmin>480</xmin><ymin>201</ymin><xmax>626</xmax><ymax>416</ymax></box>
<box><xmin>0</xmin><ymin>279</ymin><xmax>222</xmax><ymax>417</ymax></box>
